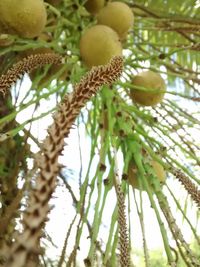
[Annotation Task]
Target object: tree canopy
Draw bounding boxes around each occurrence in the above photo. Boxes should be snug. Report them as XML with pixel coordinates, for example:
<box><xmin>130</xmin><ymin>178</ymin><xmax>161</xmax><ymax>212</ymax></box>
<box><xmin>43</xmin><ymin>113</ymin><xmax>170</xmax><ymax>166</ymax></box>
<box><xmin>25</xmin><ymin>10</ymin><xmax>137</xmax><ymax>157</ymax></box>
<box><xmin>0</xmin><ymin>1</ymin><xmax>199</xmax><ymax>267</ymax></box>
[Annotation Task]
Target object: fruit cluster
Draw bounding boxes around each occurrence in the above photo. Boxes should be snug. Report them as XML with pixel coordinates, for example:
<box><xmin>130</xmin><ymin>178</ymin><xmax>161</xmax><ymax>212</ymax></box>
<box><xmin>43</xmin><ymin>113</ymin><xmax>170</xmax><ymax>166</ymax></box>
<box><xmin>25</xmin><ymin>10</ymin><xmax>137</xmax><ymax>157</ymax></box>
<box><xmin>82</xmin><ymin>1</ymin><xmax>166</xmax><ymax>107</ymax></box>
<box><xmin>0</xmin><ymin>0</ymin><xmax>166</xmax><ymax>190</ymax></box>
<box><xmin>83</xmin><ymin>1</ymin><xmax>166</xmax><ymax>189</ymax></box>
<box><xmin>0</xmin><ymin>0</ymin><xmax>166</xmax><ymax>107</ymax></box>
<box><xmin>81</xmin><ymin>1</ymin><xmax>133</xmax><ymax>67</ymax></box>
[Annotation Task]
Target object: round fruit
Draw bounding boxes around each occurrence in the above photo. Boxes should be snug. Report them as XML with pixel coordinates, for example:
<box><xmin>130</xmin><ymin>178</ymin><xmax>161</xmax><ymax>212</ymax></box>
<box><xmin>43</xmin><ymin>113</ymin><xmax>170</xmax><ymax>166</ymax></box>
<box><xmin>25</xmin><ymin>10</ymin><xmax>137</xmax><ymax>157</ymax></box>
<box><xmin>130</xmin><ymin>70</ymin><xmax>166</xmax><ymax>106</ymax></box>
<box><xmin>151</xmin><ymin>160</ymin><xmax>166</xmax><ymax>183</ymax></box>
<box><xmin>85</xmin><ymin>0</ymin><xmax>105</xmax><ymax>15</ymax></box>
<box><xmin>80</xmin><ymin>25</ymin><xmax>122</xmax><ymax>68</ymax></box>
<box><xmin>128</xmin><ymin>159</ymin><xmax>166</xmax><ymax>190</ymax></box>
<box><xmin>0</xmin><ymin>0</ymin><xmax>47</xmax><ymax>38</ymax></box>
<box><xmin>97</xmin><ymin>2</ymin><xmax>133</xmax><ymax>40</ymax></box>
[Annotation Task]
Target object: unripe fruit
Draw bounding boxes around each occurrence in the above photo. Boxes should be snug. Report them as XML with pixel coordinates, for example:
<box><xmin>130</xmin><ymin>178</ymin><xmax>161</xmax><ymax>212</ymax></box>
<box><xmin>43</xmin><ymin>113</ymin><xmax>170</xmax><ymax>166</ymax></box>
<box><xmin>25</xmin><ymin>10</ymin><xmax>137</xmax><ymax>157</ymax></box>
<box><xmin>80</xmin><ymin>25</ymin><xmax>122</xmax><ymax>68</ymax></box>
<box><xmin>97</xmin><ymin>2</ymin><xmax>133</xmax><ymax>39</ymax></box>
<box><xmin>85</xmin><ymin>0</ymin><xmax>105</xmax><ymax>15</ymax></box>
<box><xmin>0</xmin><ymin>0</ymin><xmax>47</xmax><ymax>38</ymax></box>
<box><xmin>151</xmin><ymin>160</ymin><xmax>166</xmax><ymax>183</ymax></box>
<box><xmin>128</xmin><ymin>159</ymin><xmax>166</xmax><ymax>190</ymax></box>
<box><xmin>130</xmin><ymin>70</ymin><xmax>166</xmax><ymax>106</ymax></box>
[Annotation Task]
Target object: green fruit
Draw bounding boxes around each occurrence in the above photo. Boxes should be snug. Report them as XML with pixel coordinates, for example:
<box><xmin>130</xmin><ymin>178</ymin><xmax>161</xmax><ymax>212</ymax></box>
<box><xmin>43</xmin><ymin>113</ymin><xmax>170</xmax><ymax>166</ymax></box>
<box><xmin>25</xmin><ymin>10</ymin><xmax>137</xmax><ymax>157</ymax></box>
<box><xmin>97</xmin><ymin>1</ymin><xmax>134</xmax><ymax>39</ymax></box>
<box><xmin>85</xmin><ymin>0</ymin><xmax>105</xmax><ymax>15</ymax></box>
<box><xmin>80</xmin><ymin>25</ymin><xmax>122</xmax><ymax>68</ymax></box>
<box><xmin>151</xmin><ymin>160</ymin><xmax>166</xmax><ymax>183</ymax></box>
<box><xmin>130</xmin><ymin>70</ymin><xmax>166</xmax><ymax>106</ymax></box>
<box><xmin>128</xmin><ymin>159</ymin><xmax>166</xmax><ymax>190</ymax></box>
<box><xmin>0</xmin><ymin>0</ymin><xmax>47</xmax><ymax>38</ymax></box>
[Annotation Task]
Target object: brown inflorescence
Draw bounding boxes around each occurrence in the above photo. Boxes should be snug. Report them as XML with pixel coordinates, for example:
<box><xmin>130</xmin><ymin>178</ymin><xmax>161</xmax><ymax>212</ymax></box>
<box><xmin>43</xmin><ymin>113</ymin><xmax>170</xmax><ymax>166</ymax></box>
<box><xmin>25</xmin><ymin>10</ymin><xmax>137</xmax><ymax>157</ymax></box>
<box><xmin>116</xmin><ymin>184</ymin><xmax>130</xmax><ymax>267</ymax></box>
<box><xmin>3</xmin><ymin>56</ymin><xmax>123</xmax><ymax>267</ymax></box>
<box><xmin>0</xmin><ymin>53</ymin><xmax>62</xmax><ymax>96</ymax></box>
<box><xmin>173</xmin><ymin>168</ymin><xmax>200</xmax><ymax>208</ymax></box>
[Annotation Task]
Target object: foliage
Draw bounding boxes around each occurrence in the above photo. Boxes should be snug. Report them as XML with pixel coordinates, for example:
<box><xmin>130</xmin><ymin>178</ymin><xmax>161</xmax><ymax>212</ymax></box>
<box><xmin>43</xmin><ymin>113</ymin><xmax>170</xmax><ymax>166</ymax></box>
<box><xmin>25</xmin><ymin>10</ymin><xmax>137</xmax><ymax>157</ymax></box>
<box><xmin>0</xmin><ymin>0</ymin><xmax>200</xmax><ymax>266</ymax></box>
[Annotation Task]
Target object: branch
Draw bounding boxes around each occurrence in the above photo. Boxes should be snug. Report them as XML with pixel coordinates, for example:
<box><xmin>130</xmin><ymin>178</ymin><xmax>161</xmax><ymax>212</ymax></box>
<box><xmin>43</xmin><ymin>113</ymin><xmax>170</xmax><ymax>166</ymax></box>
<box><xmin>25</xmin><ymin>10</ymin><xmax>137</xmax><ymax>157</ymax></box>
<box><xmin>3</xmin><ymin>56</ymin><xmax>123</xmax><ymax>267</ymax></box>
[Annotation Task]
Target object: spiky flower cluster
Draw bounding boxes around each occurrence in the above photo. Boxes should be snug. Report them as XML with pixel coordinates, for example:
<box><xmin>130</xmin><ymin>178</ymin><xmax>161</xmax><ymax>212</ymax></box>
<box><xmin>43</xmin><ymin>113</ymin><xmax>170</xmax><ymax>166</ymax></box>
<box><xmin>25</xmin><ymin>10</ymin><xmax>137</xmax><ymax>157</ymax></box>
<box><xmin>0</xmin><ymin>53</ymin><xmax>62</xmax><ymax>95</ymax></box>
<box><xmin>116</xmin><ymin>184</ymin><xmax>130</xmax><ymax>267</ymax></box>
<box><xmin>2</xmin><ymin>56</ymin><xmax>123</xmax><ymax>267</ymax></box>
<box><xmin>173</xmin><ymin>168</ymin><xmax>200</xmax><ymax>208</ymax></box>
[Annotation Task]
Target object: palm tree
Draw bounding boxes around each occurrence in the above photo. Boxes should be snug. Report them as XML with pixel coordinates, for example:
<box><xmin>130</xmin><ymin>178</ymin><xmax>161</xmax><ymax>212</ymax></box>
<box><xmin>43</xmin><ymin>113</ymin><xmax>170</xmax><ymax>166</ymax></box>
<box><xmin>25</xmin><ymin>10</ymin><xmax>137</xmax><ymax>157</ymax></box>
<box><xmin>0</xmin><ymin>0</ymin><xmax>199</xmax><ymax>266</ymax></box>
